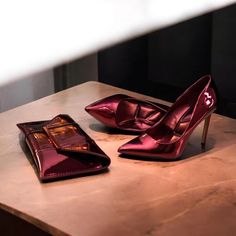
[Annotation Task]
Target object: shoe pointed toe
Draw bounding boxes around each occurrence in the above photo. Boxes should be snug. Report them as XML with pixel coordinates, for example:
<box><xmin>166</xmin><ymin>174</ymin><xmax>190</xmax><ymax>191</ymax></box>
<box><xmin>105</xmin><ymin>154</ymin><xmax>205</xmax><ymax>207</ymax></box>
<box><xmin>85</xmin><ymin>103</ymin><xmax>113</xmax><ymax>116</ymax></box>
<box><xmin>118</xmin><ymin>134</ymin><xmax>158</xmax><ymax>156</ymax></box>
<box><xmin>85</xmin><ymin>94</ymin><xmax>129</xmax><ymax>128</ymax></box>
<box><xmin>84</xmin><ymin>104</ymin><xmax>96</xmax><ymax>113</ymax></box>
<box><xmin>118</xmin><ymin>138</ymin><xmax>141</xmax><ymax>154</ymax></box>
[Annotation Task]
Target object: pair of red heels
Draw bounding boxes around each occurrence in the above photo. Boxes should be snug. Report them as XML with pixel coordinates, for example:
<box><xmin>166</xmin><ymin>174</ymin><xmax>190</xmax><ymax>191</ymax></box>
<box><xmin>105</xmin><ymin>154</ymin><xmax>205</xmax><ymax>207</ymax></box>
<box><xmin>86</xmin><ymin>75</ymin><xmax>217</xmax><ymax>160</ymax></box>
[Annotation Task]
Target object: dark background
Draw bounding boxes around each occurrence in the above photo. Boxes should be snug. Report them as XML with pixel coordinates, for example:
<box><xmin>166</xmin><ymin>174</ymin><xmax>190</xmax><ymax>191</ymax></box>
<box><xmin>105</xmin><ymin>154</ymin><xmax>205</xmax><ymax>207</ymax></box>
<box><xmin>55</xmin><ymin>3</ymin><xmax>236</xmax><ymax>118</ymax></box>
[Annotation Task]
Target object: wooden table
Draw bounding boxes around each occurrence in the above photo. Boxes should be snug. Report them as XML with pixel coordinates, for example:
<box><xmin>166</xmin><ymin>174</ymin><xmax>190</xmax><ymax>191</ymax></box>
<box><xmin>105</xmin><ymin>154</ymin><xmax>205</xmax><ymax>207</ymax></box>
<box><xmin>1</xmin><ymin>81</ymin><xmax>236</xmax><ymax>236</ymax></box>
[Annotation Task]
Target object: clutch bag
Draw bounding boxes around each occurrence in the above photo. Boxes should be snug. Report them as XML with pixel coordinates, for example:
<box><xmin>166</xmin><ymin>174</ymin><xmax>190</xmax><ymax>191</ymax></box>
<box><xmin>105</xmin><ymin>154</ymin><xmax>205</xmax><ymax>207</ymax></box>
<box><xmin>17</xmin><ymin>114</ymin><xmax>111</xmax><ymax>182</ymax></box>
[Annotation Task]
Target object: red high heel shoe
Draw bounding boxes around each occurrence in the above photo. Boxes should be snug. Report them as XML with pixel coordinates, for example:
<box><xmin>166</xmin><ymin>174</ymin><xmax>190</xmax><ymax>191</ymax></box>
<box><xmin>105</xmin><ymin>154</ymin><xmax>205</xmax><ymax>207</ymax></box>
<box><xmin>118</xmin><ymin>75</ymin><xmax>217</xmax><ymax>159</ymax></box>
<box><xmin>85</xmin><ymin>94</ymin><xmax>169</xmax><ymax>132</ymax></box>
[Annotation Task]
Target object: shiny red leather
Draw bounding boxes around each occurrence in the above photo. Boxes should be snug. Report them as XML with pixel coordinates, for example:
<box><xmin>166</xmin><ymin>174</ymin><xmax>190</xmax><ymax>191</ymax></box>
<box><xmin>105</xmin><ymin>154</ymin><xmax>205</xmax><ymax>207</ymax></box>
<box><xmin>118</xmin><ymin>75</ymin><xmax>217</xmax><ymax>159</ymax></box>
<box><xmin>85</xmin><ymin>94</ymin><xmax>169</xmax><ymax>132</ymax></box>
<box><xmin>17</xmin><ymin>114</ymin><xmax>110</xmax><ymax>182</ymax></box>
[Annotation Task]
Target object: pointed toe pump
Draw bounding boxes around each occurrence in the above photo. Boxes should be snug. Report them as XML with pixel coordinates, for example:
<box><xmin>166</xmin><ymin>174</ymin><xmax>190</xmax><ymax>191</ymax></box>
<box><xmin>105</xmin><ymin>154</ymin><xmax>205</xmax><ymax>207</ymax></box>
<box><xmin>85</xmin><ymin>94</ymin><xmax>169</xmax><ymax>132</ymax></box>
<box><xmin>118</xmin><ymin>75</ymin><xmax>217</xmax><ymax>159</ymax></box>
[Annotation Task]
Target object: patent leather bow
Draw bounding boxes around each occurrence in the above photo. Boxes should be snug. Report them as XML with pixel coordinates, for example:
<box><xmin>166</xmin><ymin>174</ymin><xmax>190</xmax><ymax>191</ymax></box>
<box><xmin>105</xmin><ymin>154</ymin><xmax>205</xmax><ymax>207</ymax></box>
<box><xmin>85</xmin><ymin>94</ymin><xmax>169</xmax><ymax>132</ymax></box>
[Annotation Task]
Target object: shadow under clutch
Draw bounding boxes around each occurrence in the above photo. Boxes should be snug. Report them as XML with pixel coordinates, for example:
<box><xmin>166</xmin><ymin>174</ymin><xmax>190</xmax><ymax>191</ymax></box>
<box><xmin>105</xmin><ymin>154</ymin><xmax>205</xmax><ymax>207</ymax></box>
<box><xmin>17</xmin><ymin>114</ymin><xmax>111</xmax><ymax>182</ymax></box>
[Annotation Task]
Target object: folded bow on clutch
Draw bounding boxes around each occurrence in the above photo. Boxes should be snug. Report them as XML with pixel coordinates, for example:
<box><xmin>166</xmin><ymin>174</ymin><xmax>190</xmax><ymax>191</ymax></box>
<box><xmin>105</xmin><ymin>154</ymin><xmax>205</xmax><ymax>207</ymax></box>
<box><xmin>17</xmin><ymin>114</ymin><xmax>111</xmax><ymax>182</ymax></box>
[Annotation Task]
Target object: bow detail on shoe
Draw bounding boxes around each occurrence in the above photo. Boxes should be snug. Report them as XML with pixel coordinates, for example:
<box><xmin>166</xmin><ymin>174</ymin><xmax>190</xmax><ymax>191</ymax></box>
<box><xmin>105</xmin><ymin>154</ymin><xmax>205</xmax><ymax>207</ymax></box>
<box><xmin>85</xmin><ymin>94</ymin><xmax>169</xmax><ymax>132</ymax></box>
<box><xmin>115</xmin><ymin>98</ymin><xmax>167</xmax><ymax>131</ymax></box>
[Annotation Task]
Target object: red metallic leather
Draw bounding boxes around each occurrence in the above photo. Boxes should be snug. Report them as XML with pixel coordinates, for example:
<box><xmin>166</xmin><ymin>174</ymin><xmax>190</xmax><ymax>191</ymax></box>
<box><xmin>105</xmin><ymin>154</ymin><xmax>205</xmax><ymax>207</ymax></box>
<box><xmin>85</xmin><ymin>94</ymin><xmax>169</xmax><ymax>132</ymax></box>
<box><xmin>17</xmin><ymin>114</ymin><xmax>111</xmax><ymax>182</ymax></box>
<box><xmin>118</xmin><ymin>75</ymin><xmax>217</xmax><ymax>159</ymax></box>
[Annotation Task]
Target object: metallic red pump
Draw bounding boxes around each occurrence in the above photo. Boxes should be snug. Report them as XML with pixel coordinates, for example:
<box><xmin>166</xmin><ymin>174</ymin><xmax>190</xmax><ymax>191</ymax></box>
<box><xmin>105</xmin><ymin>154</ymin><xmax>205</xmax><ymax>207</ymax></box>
<box><xmin>85</xmin><ymin>94</ymin><xmax>169</xmax><ymax>132</ymax></box>
<box><xmin>118</xmin><ymin>75</ymin><xmax>217</xmax><ymax>160</ymax></box>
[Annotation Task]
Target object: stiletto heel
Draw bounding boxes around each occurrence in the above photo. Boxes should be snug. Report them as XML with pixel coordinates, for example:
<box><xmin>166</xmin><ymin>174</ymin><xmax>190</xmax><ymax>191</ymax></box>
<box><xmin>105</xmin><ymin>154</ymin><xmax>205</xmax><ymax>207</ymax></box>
<box><xmin>118</xmin><ymin>75</ymin><xmax>217</xmax><ymax>160</ymax></box>
<box><xmin>201</xmin><ymin>114</ymin><xmax>212</xmax><ymax>150</ymax></box>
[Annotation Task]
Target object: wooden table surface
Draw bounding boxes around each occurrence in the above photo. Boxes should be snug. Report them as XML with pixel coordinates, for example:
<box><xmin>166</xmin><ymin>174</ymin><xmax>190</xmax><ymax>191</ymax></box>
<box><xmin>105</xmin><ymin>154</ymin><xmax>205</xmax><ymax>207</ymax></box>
<box><xmin>1</xmin><ymin>81</ymin><xmax>236</xmax><ymax>236</ymax></box>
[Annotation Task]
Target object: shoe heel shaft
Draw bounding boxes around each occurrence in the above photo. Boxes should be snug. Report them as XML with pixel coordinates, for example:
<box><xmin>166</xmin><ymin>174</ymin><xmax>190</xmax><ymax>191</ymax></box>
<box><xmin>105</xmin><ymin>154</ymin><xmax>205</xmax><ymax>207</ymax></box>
<box><xmin>201</xmin><ymin>112</ymin><xmax>214</xmax><ymax>150</ymax></box>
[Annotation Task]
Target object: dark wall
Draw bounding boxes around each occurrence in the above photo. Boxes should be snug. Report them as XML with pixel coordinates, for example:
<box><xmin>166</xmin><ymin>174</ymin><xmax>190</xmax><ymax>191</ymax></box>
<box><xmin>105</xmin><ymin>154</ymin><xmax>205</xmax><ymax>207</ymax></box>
<box><xmin>53</xmin><ymin>4</ymin><xmax>236</xmax><ymax>118</ymax></box>
<box><xmin>211</xmin><ymin>4</ymin><xmax>236</xmax><ymax>117</ymax></box>
<box><xmin>148</xmin><ymin>14</ymin><xmax>212</xmax><ymax>88</ymax></box>
<box><xmin>98</xmin><ymin>13</ymin><xmax>213</xmax><ymax>102</ymax></box>
<box><xmin>54</xmin><ymin>53</ymin><xmax>98</xmax><ymax>92</ymax></box>
<box><xmin>97</xmin><ymin>35</ymin><xmax>148</xmax><ymax>90</ymax></box>
<box><xmin>98</xmin><ymin>4</ymin><xmax>236</xmax><ymax>118</ymax></box>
